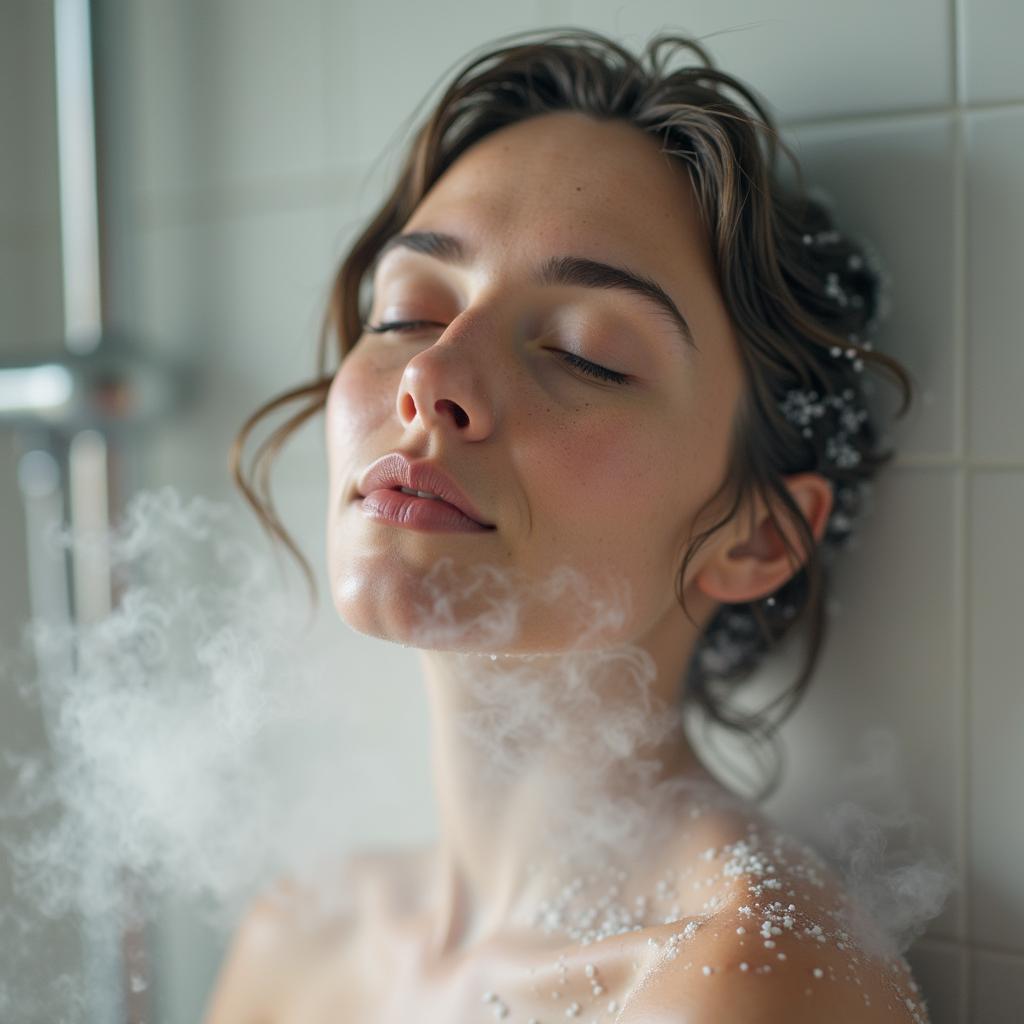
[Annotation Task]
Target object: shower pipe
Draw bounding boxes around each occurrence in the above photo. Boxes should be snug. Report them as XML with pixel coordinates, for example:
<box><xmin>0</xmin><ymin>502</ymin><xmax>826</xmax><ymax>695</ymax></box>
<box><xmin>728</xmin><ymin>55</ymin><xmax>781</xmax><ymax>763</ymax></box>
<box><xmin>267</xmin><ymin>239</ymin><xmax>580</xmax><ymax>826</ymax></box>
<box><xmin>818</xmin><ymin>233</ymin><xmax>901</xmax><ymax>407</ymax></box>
<box><xmin>1</xmin><ymin>1</ymin><xmax>189</xmax><ymax>1020</ymax></box>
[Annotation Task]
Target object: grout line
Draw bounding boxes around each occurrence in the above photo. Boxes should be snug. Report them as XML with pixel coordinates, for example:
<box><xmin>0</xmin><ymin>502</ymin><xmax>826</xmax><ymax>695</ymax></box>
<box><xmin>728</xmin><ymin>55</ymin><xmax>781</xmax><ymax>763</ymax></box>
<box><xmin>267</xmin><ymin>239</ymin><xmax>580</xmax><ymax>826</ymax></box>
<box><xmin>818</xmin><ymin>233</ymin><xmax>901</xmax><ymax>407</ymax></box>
<box><xmin>320</xmin><ymin>0</ymin><xmax>332</xmax><ymax>174</ymax></box>
<box><xmin>955</xmin><ymin>461</ymin><xmax>970</xmax><ymax>1022</ymax></box>
<box><xmin>889</xmin><ymin>455</ymin><xmax>1024</xmax><ymax>470</ymax></box>
<box><xmin>965</xmin><ymin>946</ymin><xmax>1024</xmax><ymax>965</ymax></box>
<box><xmin>779</xmin><ymin>95</ymin><xmax>1024</xmax><ymax>132</ymax></box>
<box><xmin>780</xmin><ymin>104</ymin><xmax>948</xmax><ymax>131</ymax></box>
<box><xmin>950</xmin><ymin>0</ymin><xmax>972</xmax><ymax>1019</ymax></box>
<box><xmin>952</xmin><ymin>0</ymin><xmax>966</xmax><ymax>108</ymax></box>
<box><xmin>952</xmin><ymin>102</ymin><xmax>968</xmax><ymax>461</ymax></box>
<box><xmin>916</xmin><ymin>933</ymin><xmax>1024</xmax><ymax>962</ymax></box>
<box><xmin>131</xmin><ymin>165</ymin><xmax>376</xmax><ymax>229</ymax></box>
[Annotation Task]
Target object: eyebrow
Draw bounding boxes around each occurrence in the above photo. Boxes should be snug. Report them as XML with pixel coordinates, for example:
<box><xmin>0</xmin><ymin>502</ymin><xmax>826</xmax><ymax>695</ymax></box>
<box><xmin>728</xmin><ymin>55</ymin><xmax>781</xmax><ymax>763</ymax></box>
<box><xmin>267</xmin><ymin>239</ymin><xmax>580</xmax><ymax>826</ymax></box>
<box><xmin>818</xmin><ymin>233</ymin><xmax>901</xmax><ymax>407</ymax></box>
<box><xmin>371</xmin><ymin>230</ymin><xmax>698</xmax><ymax>353</ymax></box>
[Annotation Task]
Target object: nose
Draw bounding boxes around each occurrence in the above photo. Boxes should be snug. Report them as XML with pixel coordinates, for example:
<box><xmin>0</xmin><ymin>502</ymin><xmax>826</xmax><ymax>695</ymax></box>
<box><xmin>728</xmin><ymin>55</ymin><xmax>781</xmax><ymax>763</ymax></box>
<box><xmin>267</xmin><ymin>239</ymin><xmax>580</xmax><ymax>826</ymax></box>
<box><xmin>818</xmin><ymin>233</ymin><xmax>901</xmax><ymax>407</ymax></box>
<box><xmin>396</xmin><ymin>330</ymin><xmax>495</xmax><ymax>442</ymax></box>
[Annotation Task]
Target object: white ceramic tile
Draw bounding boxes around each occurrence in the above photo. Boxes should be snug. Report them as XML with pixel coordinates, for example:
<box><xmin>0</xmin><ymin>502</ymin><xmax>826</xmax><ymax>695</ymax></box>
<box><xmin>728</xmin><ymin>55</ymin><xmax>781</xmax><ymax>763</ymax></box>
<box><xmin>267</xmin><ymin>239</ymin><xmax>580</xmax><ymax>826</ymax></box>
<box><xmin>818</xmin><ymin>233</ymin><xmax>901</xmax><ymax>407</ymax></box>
<box><xmin>131</xmin><ymin>189</ymin><xmax>371</xmax><ymax>504</ymax></box>
<box><xmin>135</xmin><ymin>209</ymin><xmax>333</xmax><ymax>373</ymax></box>
<box><xmin>93</xmin><ymin>0</ymin><xmax>149</xmax><ymax>330</ymax></box>
<box><xmin>561</xmin><ymin>0</ymin><xmax>952</xmax><ymax>121</ymax></box>
<box><xmin>326</xmin><ymin>0</ymin><xmax>568</xmax><ymax>167</ymax></box>
<box><xmin>962</xmin><ymin>0</ymin><xmax>1024</xmax><ymax>104</ymax></box>
<box><xmin>966</xmin><ymin>110</ymin><xmax>1024</xmax><ymax>461</ymax></box>
<box><xmin>0</xmin><ymin>0</ymin><xmax>60</xmax><ymax>231</ymax></box>
<box><xmin>760</xmin><ymin>468</ymin><xmax>962</xmax><ymax>940</ymax></box>
<box><xmin>128</xmin><ymin>0</ymin><xmax>330</xmax><ymax>201</ymax></box>
<box><xmin>0</xmin><ymin>235</ymin><xmax>65</xmax><ymax>358</ymax></box>
<box><xmin>969</xmin><ymin>471</ymin><xmax>1024</xmax><ymax>951</ymax></box>
<box><xmin>904</xmin><ymin>941</ymin><xmax>965</xmax><ymax>1024</ymax></box>
<box><xmin>782</xmin><ymin>115</ymin><xmax>958</xmax><ymax>458</ymax></box>
<box><xmin>971</xmin><ymin>950</ymin><xmax>1024</xmax><ymax>1024</ymax></box>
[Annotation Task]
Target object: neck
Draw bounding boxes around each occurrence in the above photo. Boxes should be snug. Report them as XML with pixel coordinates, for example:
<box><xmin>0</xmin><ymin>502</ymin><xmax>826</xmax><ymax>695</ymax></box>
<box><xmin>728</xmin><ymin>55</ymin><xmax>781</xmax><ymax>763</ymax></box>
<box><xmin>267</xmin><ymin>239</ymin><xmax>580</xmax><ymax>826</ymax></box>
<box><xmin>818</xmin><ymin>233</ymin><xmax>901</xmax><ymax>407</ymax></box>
<box><xmin>417</xmin><ymin>607</ymin><xmax>727</xmax><ymax>959</ymax></box>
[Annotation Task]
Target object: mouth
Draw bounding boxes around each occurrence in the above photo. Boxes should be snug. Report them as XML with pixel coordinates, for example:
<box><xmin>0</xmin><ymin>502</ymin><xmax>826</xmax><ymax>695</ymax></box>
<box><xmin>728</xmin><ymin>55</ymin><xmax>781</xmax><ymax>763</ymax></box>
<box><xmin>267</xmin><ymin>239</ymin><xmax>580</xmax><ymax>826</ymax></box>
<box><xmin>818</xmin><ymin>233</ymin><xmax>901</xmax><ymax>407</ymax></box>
<box><xmin>353</xmin><ymin>452</ymin><xmax>496</xmax><ymax>529</ymax></box>
<box><xmin>354</xmin><ymin>486</ymin><xmax>496</xmax><ymax>534</ymax></box>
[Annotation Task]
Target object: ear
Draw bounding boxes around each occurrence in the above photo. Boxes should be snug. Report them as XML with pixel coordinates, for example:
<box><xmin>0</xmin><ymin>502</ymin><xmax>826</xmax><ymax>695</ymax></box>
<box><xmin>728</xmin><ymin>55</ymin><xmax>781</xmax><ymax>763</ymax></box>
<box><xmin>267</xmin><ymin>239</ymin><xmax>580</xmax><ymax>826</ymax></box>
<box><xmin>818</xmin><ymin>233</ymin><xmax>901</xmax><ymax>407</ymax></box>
<box><xmin>694</xmin><ymin>473</ymin><xmax>834</xmax><ymax>605</ymax></box>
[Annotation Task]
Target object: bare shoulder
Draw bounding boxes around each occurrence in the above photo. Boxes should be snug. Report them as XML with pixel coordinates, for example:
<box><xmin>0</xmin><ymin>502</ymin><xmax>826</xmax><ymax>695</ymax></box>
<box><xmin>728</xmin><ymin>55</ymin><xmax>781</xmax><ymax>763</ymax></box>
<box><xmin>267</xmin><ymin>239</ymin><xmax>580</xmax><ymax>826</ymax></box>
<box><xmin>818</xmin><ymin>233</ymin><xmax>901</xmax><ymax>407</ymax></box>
<box><xmin>202</xmin><ymin>846</ymin><xmax>433</xmax><ymax>1024</ymax></box>
<box><xmin>617</xmin><ymin>910</ymin><xmax>928</xmax><ymax>1023</ymax></box>
<box><xmin>202</xmin><ymin>882</ymin><xmax>309</xmax><ymax>1024</ymax></box>
<box><xmin>615</xmin><ymin>816</ymin><xmax>931</xmax><ymax>1023</ymax></box>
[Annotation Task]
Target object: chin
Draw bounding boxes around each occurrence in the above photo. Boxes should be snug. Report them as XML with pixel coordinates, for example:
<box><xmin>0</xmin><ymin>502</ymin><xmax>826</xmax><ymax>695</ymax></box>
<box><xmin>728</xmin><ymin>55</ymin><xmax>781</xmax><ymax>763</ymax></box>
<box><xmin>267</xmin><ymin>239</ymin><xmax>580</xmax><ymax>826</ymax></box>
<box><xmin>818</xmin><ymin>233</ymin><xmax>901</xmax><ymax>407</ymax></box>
<box><xmin>329</xmin><ymin>561</ymin><xmax>639</xmax><ymax>662</ymax></box>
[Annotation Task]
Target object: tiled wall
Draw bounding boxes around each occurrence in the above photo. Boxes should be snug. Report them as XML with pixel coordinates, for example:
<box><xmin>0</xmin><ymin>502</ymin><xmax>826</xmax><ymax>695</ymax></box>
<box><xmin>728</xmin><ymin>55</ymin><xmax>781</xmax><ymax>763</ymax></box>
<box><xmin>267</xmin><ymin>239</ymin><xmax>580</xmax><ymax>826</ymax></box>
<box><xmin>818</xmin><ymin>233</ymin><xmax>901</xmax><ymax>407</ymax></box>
<box><xmin>2</xmin><ymin>2</ymin><xmax>1021</xmax><ymax>1022</ymax></box>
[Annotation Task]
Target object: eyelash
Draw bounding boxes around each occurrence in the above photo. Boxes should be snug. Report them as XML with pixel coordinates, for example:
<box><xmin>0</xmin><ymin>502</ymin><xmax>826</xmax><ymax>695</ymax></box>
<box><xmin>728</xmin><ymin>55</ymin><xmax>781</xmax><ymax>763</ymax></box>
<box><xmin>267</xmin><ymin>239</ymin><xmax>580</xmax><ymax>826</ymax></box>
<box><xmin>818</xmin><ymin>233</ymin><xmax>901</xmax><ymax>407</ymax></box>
<box><xmin>361</xmin><ymin>320</ymin><xmax>631</xmax><ymax>386</ymax></box>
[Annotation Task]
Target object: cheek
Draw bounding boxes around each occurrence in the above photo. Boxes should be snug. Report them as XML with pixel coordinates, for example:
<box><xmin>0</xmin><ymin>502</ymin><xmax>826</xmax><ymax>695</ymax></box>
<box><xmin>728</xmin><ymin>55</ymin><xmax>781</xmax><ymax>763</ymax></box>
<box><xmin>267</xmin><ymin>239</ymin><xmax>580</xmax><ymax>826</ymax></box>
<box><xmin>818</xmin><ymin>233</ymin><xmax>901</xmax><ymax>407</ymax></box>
<box><xmin>524</xmin><ymin>411</ymin><xmax>680</xmax><ymax>618</ymax></box>
<box><xmin>324</xmin><ymin>351</ymin><xmax>400</xmax><ymax>506</ymax></box>
<box><xmin>527</xmin><ymin>403</ymin><xmax>709</xmax><ymax>566</ymax></box>
<box><xmin>529</xmin><ymin>408</ymin><xmax>673</xmax><ymax>524</ymax></box>
<box><xmin>326</xmin><ymin>349</ymin><xmax>396</xmax><ymax>440</ymax></box>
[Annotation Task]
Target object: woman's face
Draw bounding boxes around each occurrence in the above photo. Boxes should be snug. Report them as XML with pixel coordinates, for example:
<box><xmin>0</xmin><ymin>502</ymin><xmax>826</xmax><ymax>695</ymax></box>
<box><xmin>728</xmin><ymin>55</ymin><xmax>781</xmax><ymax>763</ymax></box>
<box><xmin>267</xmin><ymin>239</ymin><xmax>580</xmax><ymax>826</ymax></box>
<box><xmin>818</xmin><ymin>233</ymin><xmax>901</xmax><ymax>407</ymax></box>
<box><xmin>325</xmin><ymin>111</ymin><xmax>746</xmax><ymax>653</ymax></box>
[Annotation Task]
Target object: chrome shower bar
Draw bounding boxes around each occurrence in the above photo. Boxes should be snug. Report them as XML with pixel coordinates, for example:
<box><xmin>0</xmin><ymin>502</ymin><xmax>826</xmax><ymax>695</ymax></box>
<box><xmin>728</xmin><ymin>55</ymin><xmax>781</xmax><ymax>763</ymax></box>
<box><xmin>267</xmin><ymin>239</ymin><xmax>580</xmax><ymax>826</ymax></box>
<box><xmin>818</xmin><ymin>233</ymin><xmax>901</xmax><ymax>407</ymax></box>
<box><xmin>54</xmin><ymin>0</ymin><xmax>102</xmax><ymax>355</ymax></box>
<box><xmin>5</xmin><ymin>2</ymin><xmax>189</xmax><ymax>1021</ymax></box>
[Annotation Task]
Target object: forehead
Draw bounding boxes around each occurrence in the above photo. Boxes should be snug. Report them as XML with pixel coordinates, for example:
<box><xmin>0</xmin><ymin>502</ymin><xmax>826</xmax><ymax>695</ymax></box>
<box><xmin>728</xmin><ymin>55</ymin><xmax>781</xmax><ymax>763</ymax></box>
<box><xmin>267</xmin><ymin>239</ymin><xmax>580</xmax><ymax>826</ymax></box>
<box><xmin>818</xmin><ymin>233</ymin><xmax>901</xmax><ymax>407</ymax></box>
<box><xmin>402</xmin><ymin>111</ymin><xmax>713</xmax><ymax>278</ymax></box>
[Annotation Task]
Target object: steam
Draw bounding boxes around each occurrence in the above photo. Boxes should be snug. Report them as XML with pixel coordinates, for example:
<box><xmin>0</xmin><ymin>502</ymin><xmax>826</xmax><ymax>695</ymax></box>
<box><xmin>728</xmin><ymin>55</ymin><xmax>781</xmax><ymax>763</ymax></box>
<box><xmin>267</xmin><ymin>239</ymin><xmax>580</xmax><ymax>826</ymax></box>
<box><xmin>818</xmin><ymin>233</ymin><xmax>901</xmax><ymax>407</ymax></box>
<box><xmin>5</xmin><ymin>491</ymin><xmax>346</xmax><ymax>921</ymax></box>
<box><xmin>0</xmin><ymin>489</ymin><xmax>377</xmax><ymax>1020</ymax></box>
<box><xmin>799</xmin><ymin>728</ymin><xmax>957</xmax><ymax>958</ymax></box>
<box><xmin>0</xmin><ymin>488</ymin><xmax>952</xmax><ymax>1022</ymax></box>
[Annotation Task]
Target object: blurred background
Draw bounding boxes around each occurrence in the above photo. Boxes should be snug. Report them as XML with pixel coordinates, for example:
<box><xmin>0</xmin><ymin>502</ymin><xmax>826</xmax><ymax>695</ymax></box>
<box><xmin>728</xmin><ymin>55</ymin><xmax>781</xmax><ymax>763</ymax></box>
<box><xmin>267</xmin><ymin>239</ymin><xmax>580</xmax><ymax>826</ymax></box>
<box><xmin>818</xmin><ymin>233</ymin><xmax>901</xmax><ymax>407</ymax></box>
<box><xmin>0</xmin><ymin>1</ymin><xmax>1021</xmax><ymax>1022</ymax></box>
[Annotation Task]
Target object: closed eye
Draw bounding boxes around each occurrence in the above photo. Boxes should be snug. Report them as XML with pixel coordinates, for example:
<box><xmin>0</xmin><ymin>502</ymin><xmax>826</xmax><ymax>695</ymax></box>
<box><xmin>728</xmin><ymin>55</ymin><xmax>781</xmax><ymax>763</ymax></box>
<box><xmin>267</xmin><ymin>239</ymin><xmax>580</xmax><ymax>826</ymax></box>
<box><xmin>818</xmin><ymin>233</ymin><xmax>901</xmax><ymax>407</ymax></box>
<box><xmin>362</xmin><ymin>319</ymin><xmax>436</xmax><ymax>335</ymax></box>
<box><xmin>361</xmin><ymin>319</ymin><xmax>631</xmax><ymax>386</ymax></box>
<box><xmin>556</xmin><ymin>351</ymin><xmax>630</xmax><ymax>385</ymax></box>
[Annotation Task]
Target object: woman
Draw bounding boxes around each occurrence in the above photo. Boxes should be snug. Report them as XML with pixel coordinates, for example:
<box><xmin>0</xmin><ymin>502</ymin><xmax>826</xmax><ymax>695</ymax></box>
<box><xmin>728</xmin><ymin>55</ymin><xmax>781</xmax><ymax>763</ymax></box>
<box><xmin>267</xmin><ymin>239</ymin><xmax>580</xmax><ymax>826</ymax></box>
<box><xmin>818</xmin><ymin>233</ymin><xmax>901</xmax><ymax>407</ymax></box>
<box><xmin>207</xmin><ymin>27</ymin><xmax>928</xmax><ymax>1023</ymax></box>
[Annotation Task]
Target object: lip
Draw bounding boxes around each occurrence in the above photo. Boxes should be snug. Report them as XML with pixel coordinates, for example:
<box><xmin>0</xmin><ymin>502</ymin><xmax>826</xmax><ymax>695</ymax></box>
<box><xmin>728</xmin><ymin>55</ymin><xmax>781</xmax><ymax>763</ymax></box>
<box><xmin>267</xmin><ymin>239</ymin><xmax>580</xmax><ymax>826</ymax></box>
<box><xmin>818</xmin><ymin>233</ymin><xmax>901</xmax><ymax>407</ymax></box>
<box><xmin>354</xmin><ymin>452</ymin><xmax>496</xmax><ymax>530</ymax></box>
<box><xmin>357</xmin><ymin>489</ymin><xmax>493</xmax><ymax>533</ymax></box>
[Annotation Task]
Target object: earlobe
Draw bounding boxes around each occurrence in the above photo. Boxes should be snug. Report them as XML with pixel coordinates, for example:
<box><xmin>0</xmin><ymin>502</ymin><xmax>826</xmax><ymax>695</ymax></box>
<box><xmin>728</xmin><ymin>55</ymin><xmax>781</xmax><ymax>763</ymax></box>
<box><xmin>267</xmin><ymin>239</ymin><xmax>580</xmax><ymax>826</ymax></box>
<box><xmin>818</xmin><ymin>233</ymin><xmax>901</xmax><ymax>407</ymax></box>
<box><xmin>693</xmin><ymin>474</ymin><xmax>834</xmax><ymax>605</ymax></box>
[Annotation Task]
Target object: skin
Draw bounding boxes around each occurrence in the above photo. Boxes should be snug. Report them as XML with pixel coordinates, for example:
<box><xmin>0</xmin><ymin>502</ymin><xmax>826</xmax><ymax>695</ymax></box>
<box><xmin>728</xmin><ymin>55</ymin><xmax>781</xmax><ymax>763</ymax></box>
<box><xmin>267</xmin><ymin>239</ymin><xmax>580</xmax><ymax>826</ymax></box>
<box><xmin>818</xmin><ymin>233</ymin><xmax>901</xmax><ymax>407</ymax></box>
<box><xmin>204</xmin><ymin>112</ymin><xmax>926</xmax><ymax>1022</ymax></box>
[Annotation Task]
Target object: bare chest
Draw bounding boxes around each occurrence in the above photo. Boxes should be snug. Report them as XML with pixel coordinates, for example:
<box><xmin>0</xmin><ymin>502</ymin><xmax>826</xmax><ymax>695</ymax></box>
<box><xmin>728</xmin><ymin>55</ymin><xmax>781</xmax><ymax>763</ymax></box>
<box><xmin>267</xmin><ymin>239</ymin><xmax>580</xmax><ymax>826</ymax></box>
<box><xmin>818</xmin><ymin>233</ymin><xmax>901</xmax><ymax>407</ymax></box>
<box><xmin>274</xmin><ymin>930</ymin><xmax>482</xmax><ymax>1024</ymax></box>
<box><xmin>271</xmin><ymin>917</ymin><xmax>707</xmax><ymax>1024</ymax></box>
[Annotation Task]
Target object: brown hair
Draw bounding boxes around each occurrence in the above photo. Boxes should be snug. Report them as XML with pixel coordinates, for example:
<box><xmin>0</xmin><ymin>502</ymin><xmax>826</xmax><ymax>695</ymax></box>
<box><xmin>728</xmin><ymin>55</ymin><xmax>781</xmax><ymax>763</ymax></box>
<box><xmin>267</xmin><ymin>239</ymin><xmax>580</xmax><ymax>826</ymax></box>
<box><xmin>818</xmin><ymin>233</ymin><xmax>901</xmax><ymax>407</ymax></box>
<box><xmin>231</xmin><ymin>27</ymin><xmax>913</xmax><ymax>800</ymax></box>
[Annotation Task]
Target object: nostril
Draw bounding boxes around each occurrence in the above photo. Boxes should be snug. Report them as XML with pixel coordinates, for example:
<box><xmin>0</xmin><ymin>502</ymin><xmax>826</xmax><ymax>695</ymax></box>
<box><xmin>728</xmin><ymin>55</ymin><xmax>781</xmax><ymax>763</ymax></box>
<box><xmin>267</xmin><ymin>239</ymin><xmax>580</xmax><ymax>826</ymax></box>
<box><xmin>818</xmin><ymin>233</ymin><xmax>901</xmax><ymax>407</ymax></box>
<box><xmin>398</xmin><ymin>392</ymin><xmax>417</xmax><ymax>422</ymax></box>
<box><xmin>436</xmin><ymin>399</ymin><xmax>469</xmax><ymax>428</ymax></box>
